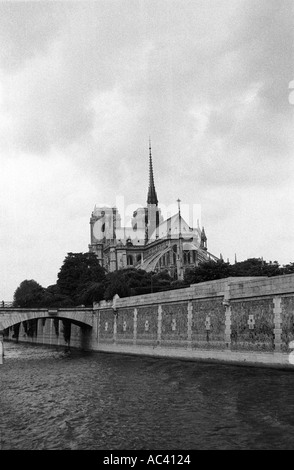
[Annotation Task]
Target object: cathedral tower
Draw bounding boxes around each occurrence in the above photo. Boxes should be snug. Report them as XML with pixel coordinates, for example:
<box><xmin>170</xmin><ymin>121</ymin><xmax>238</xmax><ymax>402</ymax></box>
<box><xmin>146</xmin><ymin>139</ymin><xmax>160</xmax><ymax>242</ymax></box>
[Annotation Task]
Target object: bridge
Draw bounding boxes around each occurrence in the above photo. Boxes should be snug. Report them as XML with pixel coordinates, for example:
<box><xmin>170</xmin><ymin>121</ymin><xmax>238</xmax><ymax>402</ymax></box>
<box><xmin>0</xmin><ymin>307</ymin><xmax>95</xmax><ymax>331</ymax></box>
<box><xmin>0</xmin><ymin>307</ymin><xmax>97</xmax><ymax>354</ymax></box>
<box><xmin>0</xmin><ymin>297</ymin><xmax>119</xmax><ymax>353</ymax></box>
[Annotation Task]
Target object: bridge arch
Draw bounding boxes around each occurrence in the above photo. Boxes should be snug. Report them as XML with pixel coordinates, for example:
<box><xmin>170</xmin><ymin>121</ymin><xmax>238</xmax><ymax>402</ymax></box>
<box><xmin>0</xmin><ymin>308</ymin><xmax>94</xmax><ymax>332</ymax></box>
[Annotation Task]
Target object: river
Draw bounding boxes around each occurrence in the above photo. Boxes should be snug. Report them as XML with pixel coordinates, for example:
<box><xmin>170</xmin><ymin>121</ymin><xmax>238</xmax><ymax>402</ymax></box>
<box><xmin>1</xmin><ymin>341</ymin><xmax>294</xmax><ymax>450</ymax></box>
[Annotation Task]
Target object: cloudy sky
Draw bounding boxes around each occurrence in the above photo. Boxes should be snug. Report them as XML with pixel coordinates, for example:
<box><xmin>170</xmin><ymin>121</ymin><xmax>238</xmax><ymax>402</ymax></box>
<box><xmin>0</xmin><ymin>0</ymin><xmax>293</xmax><ymax>300</ymax></box>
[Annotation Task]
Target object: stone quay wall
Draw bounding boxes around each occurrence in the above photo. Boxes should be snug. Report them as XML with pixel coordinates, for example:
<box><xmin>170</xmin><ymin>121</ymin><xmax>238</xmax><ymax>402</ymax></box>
<box><xmin>91</xmin><ymin>274</ymin><xmax>294</xmax><ymax>369</ymax></box>
<box><xmin>2</xmin><ymin>274</ymin><xmax>294</xmax><ymax>369</ymax></box>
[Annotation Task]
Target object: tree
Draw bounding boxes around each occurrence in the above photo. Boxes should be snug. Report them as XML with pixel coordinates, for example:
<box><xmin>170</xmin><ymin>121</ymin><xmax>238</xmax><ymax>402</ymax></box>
<box><xmin>103</xmin><ymin>268</ymin><xmax>153</xmax><ymax>300</ymax></box>
<box><xmin>151</xmin><ymin>270</ymin><xmax>175</xmax><ymax>292</ymax></box>
<box><xmin>119</xmin><ymin>268</ymin><xmax>154</xmax><ymax>294</ymax></box>
<box><xmin>230</xmin><ymin>258</ymin><xmax>280</xmax><ymax>277</ymax></box>
<box><xmin>104</xmin><ymin>272</ymin><xmax>132</xmax><ymax>300</ymax></box>
<box><xmin>77</xmin><ymin>282</ymin><xmax>105</xmax><ymax>306</ymax></box>
<box><xmin>184</xmin><ymin>260</ymin><xmax>232</xmax><ymax>285</ymax></box>
<box><xmin>44</xmin><ymin>284</ymin><xmax>74</xmax><ymax>308</ymax></box>
<box><xmin>184</xmin><ymin>257</ymin><xmax>284</xmax><ymax>285</ymax></box>
<box><xmin>103</xmin><ymin>268</ymin><xmax>181</xmax><ymax>300</ymax></box>
<box><xmin>280</xmin><ymin>262</ymin><xmax>294</xmax><ymax>275</ymax></box>
<box><xmin>57</xmin><ymin>252</ymin><xmax>106</xmax><ymax>304</ymax></box>
<box><xmin>170</xmin><ymin>279</ymin><xmax>189</xmax><ymax>289</ymax></box>
<box><xmin>13</xmin><ymin>280</ymin><xmax>74</xmax><ymax>309</ymax></box>
<box><xmin>13</xmin><ymin>280</ymin><xmax>46</xmax><ymax>308</ymax></box>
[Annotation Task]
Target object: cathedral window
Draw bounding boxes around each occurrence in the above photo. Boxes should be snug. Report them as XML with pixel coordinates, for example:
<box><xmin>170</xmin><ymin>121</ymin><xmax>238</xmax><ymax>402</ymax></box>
<box><xmin>127</xmin><ymin>255</ymin><xmax>133</xmax><ymax>265</ymax></box>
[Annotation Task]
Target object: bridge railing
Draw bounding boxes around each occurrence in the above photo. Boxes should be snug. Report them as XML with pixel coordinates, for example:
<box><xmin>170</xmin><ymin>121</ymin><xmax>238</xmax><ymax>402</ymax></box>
<box><xmin>0</xmin><ymin>301</ymin><xmax>13</xmax><ymax>308</ymax></box>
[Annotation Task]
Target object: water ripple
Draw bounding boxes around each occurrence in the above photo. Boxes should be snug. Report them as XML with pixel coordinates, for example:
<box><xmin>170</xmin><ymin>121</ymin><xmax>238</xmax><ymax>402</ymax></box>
<box><xmin>1</xmin><ymin>342</ymin><xmax>294</xmax><ymax>449</ymax></box>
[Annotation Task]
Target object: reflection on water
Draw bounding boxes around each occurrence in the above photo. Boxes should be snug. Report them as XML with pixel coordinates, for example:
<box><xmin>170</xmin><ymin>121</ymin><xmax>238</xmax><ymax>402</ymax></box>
<box><xmin>1</xmin><ymin>342</ymin><xmax>294</xmax><ymax>450</ymax></box>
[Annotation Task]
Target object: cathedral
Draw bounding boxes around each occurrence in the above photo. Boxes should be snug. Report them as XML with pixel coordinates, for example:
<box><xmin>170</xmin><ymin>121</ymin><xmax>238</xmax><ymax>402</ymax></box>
<box><xmin>89</xmin><ymin>142</ymin><xmax>218</xmax><ymax>279</ymax></box>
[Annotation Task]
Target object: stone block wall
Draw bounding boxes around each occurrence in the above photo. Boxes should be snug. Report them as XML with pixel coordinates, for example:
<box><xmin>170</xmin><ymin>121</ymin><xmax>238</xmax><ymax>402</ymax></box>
<box><xmin>116</xmin><ymin>307</ymin><xmax>135</xmax><ymax>345</ymax></box>
<box><xmin>230</xmin><ymin>298</ymin><xmax>275</xmax><ymax>351</ymax></box>
<box><xmin>161</xmin><ymin>302</ymin><xmax>188</xmax><ymax>347</ymax></box>
<box><xmin>92</xmin><ymin>274</ymin><xmax>294</xmax><ymax>367</ymax></box>
<box><xmin>135</xmin><ymin>305</ymin><xmax>158</xmax><ymax>346</ymax></box>
<box><xmin>99</xmin><ymin>309</ymin><xmax>115</xmax><ymax>344</ymax></box>
<box><xmin>191</xmin><ymin>298</ymin><xmax>225</xmax><ymax>349</ymax></box>
<box><xmin>281</xmin><ymin>296</ymin><xmax>294</xmax><ymax>353</ymax></box>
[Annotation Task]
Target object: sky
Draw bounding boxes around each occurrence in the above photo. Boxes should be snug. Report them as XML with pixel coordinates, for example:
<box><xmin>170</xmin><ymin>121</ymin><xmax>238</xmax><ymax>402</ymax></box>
<box><xmin>0</xmin><ymin>0</ymin><xmax>293</xmax><ymax>300</ymax></box>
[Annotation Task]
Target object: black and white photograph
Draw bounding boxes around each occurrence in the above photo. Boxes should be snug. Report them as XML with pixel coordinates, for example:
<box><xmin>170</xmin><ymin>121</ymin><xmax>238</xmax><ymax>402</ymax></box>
<box><xmin>0</xmin><ymin>0</ymin><xmax>294</xmax><ymax>454</ymax></box>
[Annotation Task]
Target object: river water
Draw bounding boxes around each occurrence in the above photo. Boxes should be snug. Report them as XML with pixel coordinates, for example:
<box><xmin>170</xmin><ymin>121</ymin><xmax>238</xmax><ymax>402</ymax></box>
<box><xmin>1</xmin><ymin>341</ymin><xmax>294</xmax><ymax>450</ymax></box>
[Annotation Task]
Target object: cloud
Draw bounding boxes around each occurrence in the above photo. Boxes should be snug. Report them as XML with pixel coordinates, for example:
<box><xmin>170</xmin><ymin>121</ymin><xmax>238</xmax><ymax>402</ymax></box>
<box><xmin>0</xmin><ymin>0</ymin><xmax>293</xmax><ymax>297</ymax></box>
<box><xmin>1</xmin><ymin>1</ymin><xmax>292</xmax><ymax>166</ymax></box>
<box><xmin>0</xmin><ymin>150</ymin><xmax>98</xmax><ymax>296</ymax></box>
<box><xmin>0</xmin><ymin>1</ymin><xmax>68</xmax><ymax>72</ymax></box>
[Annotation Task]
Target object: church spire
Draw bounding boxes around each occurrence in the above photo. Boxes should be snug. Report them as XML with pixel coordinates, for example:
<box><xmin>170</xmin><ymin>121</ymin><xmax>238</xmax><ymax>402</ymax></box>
<box><xmin>147</xmin><ymin>138</ymin><xmax>158</xmax><ymax>206</ymax></box>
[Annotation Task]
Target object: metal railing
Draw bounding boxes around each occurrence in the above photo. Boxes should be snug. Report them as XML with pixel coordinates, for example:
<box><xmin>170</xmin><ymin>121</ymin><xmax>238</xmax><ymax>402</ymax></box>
<box><xmin>0</xmin><ymin>301</ymin><xmax>13</xmax><ymax>308</ymax></box>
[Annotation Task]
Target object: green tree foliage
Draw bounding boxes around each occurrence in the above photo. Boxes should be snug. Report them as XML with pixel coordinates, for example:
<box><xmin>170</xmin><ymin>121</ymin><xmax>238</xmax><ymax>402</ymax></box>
<box><xmin>13</xmin><ymin>279</ymin><xmax>46</xmax><ymax>308</ymax></box>
<box><xmin>151</xmin><ymin>270</ymin><xmax>176</xmax><ymax>292</ymax></box>
<box><xmin>184</xmin><ymin>260</ymin><xmax>232</xmax><ymax>285</ymax></box>
<box><xmin>77</xmin><ymin>281</ymin><xmax>105</xmax><ymax>306</ymax></box>
<box><xmin>170</xmin><ymin>279</ymin><xmax>189</xmax><ymax>289</ymax></box>
<box><xmin>231</xmin><ymin>258</ymin><xmax>280</xmax><ymax>277</ymax></box>
<box><xmin>103</xmin><ymin>268</ymin><xmax>175</xmax><ymax>300</ymax></box>
<box><xmin>45</xmin><ymin>284</ymin><xmax>74</xmax><ymax>308</ymax></box>
<box><xmin>104</xmin><ymin>271</ymin><xmax>132</xmax><ymax>300</ymax></box>
<box><xmin>184</xmin><ymin>258</ymin><xmax>283</xmax><ymax>285</ymax></box>
<box><xmin>57</xmin><ymin>252</ymin><xmax>106</xmax><ymax>304</ymax></box>
<box><xmin>280</xmin><ymin>262</ymin><xmax>294</xmax><ymax>274</ymax></box>
<box><xmin>103</xmin><ymin>268</ymin><xmax>150</xmax><ymax>300</ymax></box>
<box><xmin>13</xmin><ymin>280</ymin><xmax>74</xmax><ymax>309</ymax></box>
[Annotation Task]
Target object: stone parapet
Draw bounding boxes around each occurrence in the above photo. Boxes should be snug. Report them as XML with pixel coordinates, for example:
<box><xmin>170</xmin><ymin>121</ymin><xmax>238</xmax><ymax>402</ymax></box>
<box><xmin>105</xmin><ymin>274</ymin><xmax>294</xmax><ymax>309</ymax></box>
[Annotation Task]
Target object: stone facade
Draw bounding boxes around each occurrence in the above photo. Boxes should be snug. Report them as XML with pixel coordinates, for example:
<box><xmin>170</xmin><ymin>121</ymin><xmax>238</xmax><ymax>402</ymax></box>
<box><xmin>91</xmin><ymin>274</ymin><xmax>294</xmax><ymax>368</ymax></box>
<box><xmin>191</xmin><ymin>298</ymin><xmax>225</xmax><ymax>350</ymax></box>
<box><xmin>230</xmin><ymin>298</ymin><xmax>275</xmax><ymax>351</ymax></box>
<box><xmin>281</xmin><ymin>296</ymin><xmax>294</xmax><ymax>352</ymax></box>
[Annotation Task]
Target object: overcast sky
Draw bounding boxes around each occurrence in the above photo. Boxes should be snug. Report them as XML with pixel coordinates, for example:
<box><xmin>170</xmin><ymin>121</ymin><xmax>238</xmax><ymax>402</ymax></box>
<box><xmin>0</xmin><ymin>0</ymin><xmax>293</xmax><ymax>300</ymax></box>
